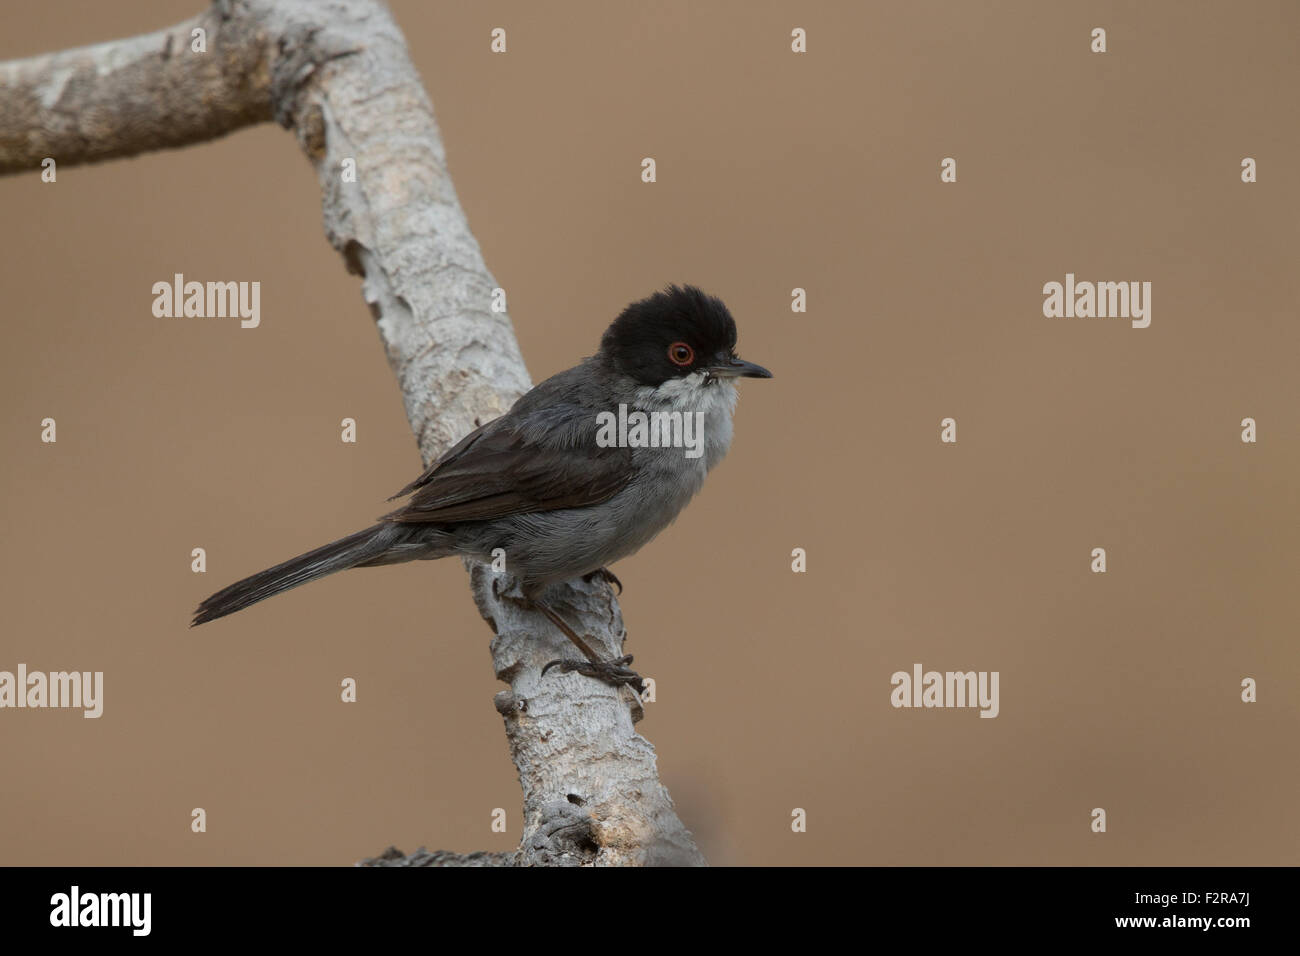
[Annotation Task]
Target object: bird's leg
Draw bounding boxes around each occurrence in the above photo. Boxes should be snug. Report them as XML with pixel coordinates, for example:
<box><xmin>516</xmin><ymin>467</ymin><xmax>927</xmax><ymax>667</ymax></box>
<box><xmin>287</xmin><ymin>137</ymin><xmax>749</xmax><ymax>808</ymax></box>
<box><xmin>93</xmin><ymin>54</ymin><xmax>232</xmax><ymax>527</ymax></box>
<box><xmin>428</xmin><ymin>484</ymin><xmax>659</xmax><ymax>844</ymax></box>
<box><xmin>533</xmin><ymin>600</ymin><xmax>645</xmax><ymax>694</ymax></box>
<box><xmin>582</xmin><ymin>566</ymin><xmax>623</xmax><ymax>594</ymax></box>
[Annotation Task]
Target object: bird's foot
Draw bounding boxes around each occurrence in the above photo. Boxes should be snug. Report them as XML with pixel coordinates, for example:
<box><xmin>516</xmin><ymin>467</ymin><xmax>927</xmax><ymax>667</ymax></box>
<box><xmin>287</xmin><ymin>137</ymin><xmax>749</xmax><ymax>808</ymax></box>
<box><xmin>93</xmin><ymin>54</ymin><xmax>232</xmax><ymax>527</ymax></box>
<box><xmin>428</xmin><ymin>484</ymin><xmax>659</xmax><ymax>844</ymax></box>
<box><xmin>542</xmin><ymin>654</ymin><xmax>644</xmax><ymax>694</ymax></box>
<box><xmin>583</xmin><ymin>566</ymin><xmax>623</xmax><ymax>594</ymax></box>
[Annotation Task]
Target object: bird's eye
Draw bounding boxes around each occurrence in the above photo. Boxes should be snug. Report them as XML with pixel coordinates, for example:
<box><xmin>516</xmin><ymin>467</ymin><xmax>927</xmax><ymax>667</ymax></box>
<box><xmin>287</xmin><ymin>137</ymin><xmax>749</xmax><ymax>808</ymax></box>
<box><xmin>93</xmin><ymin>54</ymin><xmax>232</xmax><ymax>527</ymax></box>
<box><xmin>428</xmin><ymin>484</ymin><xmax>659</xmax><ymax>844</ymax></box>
<box><xmin>667</xmin><ymin>342</ymin><xmax>694</xmax><ymax>366</ymax></box>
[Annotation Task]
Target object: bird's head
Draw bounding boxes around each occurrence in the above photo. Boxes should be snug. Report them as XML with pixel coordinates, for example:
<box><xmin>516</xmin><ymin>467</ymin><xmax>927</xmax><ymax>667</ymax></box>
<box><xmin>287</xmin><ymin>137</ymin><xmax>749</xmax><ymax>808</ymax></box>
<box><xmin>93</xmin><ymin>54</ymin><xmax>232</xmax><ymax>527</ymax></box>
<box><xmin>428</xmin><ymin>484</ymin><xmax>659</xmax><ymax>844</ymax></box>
<box><xmin>598</xmin><ymin>285</ymin><xmax>772</xmax><ymax>395</ymax></box>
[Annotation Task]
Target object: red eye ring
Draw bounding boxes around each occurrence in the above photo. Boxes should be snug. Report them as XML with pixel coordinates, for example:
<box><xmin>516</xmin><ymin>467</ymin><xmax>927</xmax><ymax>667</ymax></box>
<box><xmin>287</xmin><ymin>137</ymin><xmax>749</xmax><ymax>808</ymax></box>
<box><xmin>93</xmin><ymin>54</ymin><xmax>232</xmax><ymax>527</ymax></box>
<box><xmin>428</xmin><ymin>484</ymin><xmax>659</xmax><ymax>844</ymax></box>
<box><xmin>667</xmin><ymin>342</ymin><xmax>694</xmax><ymax>366</ymax></box>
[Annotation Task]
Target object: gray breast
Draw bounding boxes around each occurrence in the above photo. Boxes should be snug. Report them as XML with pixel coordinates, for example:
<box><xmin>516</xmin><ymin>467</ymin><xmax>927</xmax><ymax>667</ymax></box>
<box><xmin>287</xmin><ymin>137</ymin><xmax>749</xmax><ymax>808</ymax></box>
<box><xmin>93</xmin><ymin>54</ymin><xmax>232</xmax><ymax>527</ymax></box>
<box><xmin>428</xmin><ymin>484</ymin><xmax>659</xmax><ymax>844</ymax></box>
<box><xmin>501</xmin><ymin>381</ymin><xmax>738</xmax><ymax>591</ymax></box>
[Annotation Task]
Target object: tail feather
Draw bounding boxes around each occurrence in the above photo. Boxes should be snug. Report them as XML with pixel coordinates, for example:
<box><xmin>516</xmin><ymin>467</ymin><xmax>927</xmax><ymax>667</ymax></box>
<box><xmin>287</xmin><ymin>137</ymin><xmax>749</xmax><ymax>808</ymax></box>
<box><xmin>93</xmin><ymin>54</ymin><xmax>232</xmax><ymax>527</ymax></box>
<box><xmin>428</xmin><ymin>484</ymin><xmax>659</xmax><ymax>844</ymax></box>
<box><xmin>192</xmin><ymin>524</ymin><xmax>399</xmax><ymax>626</ymax></box>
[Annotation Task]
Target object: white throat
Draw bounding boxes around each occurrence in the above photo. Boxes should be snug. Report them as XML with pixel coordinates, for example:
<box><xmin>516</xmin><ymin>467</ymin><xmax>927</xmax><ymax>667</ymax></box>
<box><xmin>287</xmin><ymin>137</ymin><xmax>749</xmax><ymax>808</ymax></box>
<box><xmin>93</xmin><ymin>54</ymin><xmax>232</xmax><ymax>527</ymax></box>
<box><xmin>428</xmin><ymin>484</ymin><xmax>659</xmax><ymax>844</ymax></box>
<box><xmin>635</xmin><ymin>370</ymin><xmax>738</xmax><ymax>414</ymax></box>
<box><xmin>633</xmin><ymin>371</ymin><xmax>739</xmax><ymax>470</ymax></box>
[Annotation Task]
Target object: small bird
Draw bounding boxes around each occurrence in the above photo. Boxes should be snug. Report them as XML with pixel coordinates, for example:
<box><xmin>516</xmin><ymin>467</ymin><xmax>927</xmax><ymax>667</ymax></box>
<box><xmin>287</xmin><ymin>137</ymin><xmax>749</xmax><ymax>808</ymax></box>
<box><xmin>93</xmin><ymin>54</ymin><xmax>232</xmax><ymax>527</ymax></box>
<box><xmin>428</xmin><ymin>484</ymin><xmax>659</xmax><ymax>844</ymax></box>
<box><xmin>193</xmin><ymin>285</ymin><xmax>771</xmax><ymax>689</ymax></box>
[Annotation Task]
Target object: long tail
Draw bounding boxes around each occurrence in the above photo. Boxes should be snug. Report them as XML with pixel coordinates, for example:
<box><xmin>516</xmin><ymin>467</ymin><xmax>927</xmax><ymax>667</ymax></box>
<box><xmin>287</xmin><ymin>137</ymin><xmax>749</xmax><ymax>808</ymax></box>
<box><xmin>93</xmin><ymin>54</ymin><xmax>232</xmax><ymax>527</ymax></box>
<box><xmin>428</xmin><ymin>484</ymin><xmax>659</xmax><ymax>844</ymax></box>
<box><xmin>192</xmin><ymin>523</ymin><xmax>407</xmax><ymax>626</ymax></box>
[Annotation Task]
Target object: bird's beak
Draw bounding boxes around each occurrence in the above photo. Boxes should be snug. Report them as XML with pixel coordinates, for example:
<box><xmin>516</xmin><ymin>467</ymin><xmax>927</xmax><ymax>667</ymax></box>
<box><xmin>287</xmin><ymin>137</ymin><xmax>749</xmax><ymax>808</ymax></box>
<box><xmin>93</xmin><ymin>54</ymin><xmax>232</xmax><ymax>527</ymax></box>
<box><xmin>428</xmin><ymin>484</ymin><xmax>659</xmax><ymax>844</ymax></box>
<box><xmin>707</xmin><ymin>357</ymin><xmax>773</xmax><ymax>379</ymax></box>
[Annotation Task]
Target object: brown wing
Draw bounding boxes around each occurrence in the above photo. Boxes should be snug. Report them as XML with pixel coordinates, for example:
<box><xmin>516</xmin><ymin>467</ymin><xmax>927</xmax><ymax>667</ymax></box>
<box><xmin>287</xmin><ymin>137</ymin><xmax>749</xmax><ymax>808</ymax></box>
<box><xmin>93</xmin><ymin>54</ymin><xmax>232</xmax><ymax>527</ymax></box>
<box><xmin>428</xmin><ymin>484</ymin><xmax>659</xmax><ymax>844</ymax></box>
<box><xmin>380</xmin><ymin>406</ymin><xmax>634</xmax><ymax>525</ymax></box>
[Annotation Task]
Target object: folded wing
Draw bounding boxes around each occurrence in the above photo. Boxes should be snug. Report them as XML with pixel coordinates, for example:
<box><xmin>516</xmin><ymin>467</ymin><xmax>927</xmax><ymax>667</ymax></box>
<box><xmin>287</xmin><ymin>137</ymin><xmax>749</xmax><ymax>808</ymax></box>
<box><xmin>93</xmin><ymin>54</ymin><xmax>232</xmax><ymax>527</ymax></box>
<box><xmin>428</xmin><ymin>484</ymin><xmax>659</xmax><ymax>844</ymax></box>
<box><xmin>381</xmin><ymin>404</ymin><xmax>634</xmax><ymax>524</ymax></box>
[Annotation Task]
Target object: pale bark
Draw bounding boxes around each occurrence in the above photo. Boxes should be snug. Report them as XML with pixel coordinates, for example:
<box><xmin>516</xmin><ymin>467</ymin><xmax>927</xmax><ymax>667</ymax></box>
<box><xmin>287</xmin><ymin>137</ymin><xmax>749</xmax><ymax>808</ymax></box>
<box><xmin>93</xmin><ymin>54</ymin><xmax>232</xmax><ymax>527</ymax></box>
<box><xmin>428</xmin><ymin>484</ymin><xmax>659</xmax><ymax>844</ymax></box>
<box><xmin>0</xmin><ymin>0</ymin><xmax>703</xmax><ymax>866</ymax></box>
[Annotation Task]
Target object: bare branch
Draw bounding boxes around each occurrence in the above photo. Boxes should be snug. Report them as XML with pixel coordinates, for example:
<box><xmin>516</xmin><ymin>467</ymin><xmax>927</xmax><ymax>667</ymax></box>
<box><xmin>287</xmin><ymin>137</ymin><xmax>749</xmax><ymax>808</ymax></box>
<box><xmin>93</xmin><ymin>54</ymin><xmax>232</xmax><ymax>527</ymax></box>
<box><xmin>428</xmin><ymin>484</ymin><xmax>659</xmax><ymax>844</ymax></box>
<box><xmin>0</xmin><ymin>8</ymin><xmax>269</xmax><ymax>173</ymax></box>
<box><xmin>0</xmin><ymin>0</ymin><xmax>704</xmax><ymax>865</ymax></box>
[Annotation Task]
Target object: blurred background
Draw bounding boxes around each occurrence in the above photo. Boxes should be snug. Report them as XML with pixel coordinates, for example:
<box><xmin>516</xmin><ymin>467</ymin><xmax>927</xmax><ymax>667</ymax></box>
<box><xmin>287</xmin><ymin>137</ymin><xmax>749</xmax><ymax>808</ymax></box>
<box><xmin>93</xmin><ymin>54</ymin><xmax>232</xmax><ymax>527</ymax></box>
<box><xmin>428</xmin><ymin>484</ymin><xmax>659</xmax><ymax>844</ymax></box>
<box><xmin>1</xmin><ymin>0</ymin><xmax>1297</xmax><ymax>866</ymax></box>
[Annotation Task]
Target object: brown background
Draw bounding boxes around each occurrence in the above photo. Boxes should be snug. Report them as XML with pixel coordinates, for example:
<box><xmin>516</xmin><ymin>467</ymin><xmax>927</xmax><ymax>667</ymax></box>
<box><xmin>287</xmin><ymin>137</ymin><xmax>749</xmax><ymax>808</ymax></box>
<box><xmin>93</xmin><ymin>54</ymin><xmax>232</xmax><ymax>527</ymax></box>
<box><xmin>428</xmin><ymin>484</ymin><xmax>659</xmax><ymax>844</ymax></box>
<box><xmin>2</xmin><ymin>0</ymin><xmax>1297</xmax><ymax>866</ymax></box>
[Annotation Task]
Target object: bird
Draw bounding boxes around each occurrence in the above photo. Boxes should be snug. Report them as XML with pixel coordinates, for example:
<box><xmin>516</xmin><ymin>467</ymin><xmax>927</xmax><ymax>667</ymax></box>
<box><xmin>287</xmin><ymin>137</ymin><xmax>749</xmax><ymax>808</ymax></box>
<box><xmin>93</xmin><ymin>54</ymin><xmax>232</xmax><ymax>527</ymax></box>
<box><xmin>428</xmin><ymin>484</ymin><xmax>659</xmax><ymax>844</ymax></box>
<box><xmin>192</xmin><ymin>285</ymin><xmax>771</xmax><ymax>690</ymax></box>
